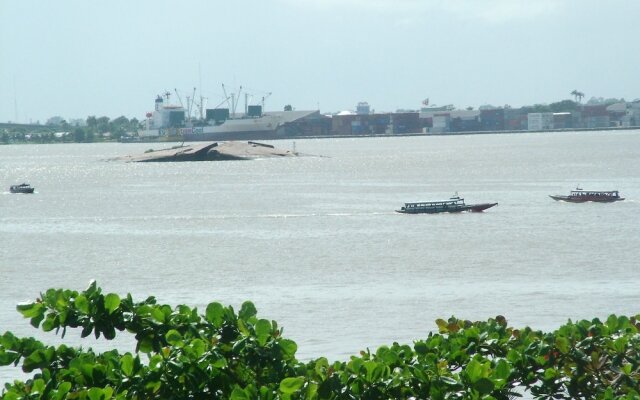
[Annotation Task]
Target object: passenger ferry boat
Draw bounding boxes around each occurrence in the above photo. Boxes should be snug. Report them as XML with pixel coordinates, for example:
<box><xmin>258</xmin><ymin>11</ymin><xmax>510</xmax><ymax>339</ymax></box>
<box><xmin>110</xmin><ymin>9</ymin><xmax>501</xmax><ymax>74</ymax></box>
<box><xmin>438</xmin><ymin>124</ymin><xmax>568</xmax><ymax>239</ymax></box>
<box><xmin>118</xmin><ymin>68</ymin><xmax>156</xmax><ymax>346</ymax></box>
<box><xmin>396</xmin><ymin>195</ymin><xmax>497</xmax><ymax>214</ymax></box>
<box><xmin>549</xmin><ymin>188</ymin><xmax>624</xmax><ymax>203</ymax></box>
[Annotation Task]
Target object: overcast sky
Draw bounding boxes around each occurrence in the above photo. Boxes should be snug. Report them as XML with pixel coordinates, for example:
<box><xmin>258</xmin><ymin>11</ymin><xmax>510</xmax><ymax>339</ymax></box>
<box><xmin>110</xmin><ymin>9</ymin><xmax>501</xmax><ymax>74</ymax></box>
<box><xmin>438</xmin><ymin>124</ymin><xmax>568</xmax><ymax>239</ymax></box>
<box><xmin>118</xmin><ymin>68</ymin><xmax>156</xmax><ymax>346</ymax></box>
<box><xmin>1</xmin><ymin>0</ymin><xmax>639</xmax><ymax>123</ymax></box>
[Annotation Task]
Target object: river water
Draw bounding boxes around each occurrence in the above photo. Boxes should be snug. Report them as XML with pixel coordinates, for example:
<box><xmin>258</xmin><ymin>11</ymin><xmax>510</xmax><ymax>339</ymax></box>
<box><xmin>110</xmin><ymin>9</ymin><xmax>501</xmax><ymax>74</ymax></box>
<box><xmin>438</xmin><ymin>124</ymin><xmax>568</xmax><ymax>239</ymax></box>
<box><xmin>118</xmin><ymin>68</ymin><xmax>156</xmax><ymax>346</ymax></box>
<box><xmin>1</xmin><ymin>131</ymin><xmax>639</xmax><ymax>384</ymax></box>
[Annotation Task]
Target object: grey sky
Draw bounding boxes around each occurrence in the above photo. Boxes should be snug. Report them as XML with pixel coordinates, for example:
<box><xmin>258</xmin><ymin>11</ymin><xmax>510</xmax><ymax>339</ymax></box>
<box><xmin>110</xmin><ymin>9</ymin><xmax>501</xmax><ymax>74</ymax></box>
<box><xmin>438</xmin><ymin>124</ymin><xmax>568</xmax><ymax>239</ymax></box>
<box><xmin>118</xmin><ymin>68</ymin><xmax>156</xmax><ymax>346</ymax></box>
<box><xmin>1</xmin><ymin>0</ymin><xmax>639</xmax><ymax>123</ymax></box>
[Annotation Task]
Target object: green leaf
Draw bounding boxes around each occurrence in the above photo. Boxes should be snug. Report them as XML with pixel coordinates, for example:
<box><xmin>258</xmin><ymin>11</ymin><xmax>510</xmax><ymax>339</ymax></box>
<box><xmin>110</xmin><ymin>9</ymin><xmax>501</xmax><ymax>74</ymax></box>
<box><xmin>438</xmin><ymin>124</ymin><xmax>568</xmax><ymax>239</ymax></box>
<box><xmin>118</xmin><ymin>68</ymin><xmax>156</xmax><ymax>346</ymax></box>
<box><xmin>76</xmin><ymin>295</ymin><xmax>90</xmax><ymax>314</ymax></box>
<box><xmin>238</xmin><ymin>319</ymin><xmax>250</xmax><ymax>336</ymax></box>
<box><xmin>145</xmin><ymin>380</ymin><xmax>162</xmax><ymax>393</ymax></box>
<box><xmin>230</xmin><ymin>387</ymin><xmax>251</xmax><ymax>400</ymax></box>
<box><xmin>306</xmin><ymin>382</ymin><xmax>318</xmax><ymax>399</ymax></box>
<box><xmin>0</xmin><ymin>332</ymin><xmax>17</xmax><ymax>348</ymax></box>
<box><xmin>363</xmin><ymin>360</ymin><xmax>388</xmax><ymax>383</ymax></box>
<box><xmin>436</xmin><ymin>318</ymin><xmax>448</xmax><ymax>332</ymax></box>
<box><xmin>105</xmin><ymin>294</ymin><xmax>121</xmax><ymax>315</ymax></box>
<box><xmin>205</xmin><ymin>302</ymin><xmax>225</xmax><ymax>328</ymax></box>
<box><xmin>150</xmin><ymin>307</ymin><xmax>165</xmax><ymax>323</ymax></box>
<box><xmin>472</xmin><ymin>377</ymin><xmax>494</xmax><ymax>394</ymax></box>
<box><xmin>149</xmin><ymin>354</ymin><xmax>163</xmax><ymax>370</ymax></box>
<box><xmin>166</xmin><ymin>330</ymin><xmax>183</xmax><ymax>347</ymax></box>
<box><xmin>138</xmin><ymin>337</ymin><xmax>154</xmax><ymax>353</ymax></box>
<box><xmin>349</xmin><ymin>358</ymin><xmax>363</xmax><ymax>374</ymax></box>
<box><xmin>239</xmin><ymin>301</ymin><xmax>257</xmax><ymax>321</ymax></box>
<box><xmin>3</xmin><ymin>392</ymin><xmax>18</xmax><ymax>400</ymax></box>
<box><xmin>16</xmin><ymin>302</ymin><xmax>43</xmax><ymax>318</ymax></box>
<box><xmin>280</xmin><ymin>377</ymin><xmax>305</xmax><ymax>394</ymax></box>
<box><xmin>191</xmin><ymin>338</ymin><xmax>207</xmax><ymax>358</ymax></box>
<box><xmin>414</xmin><ymin>341</ymin><xmax>428</xmax><ymax>355</ymax></box>
<box><xmin>23</xmin><ymin>350</ymin><xmax>46</xmax><ymax>372</ymax></box>
<box><xmin>613</xmin><ymin>336</ymin><xmax>628</xmax><ymax>354</ymax></box>
<box><xmin>30</xmin><ymin>312</ymin><xmax>45</xmax><ymax>329</ymax></box>
<box><xmin>607</xmin><ymin>314</ymin><xmax>619</xmax><ymax>332</ymax></box>
<box><xmin>465</xmin><ymin>359</ymin><xmax>484</xmax><ymax>382</ymax></box>
<box><xmin>494</xmin><ymin>359</ymin><xmax>511</xmax><ymax>380</ymax></box>
<box><xmin>278</xmin><ymin>339</ymin><xmax>298</xmax><ymax>358</ymax></box>
<box><xmin>506</xmin><ymin>349</ymin><xmax>520</xmax><ymax>363</ymax></box>
<box><xmin>0</xmin><ymin>349</ymin><xmax>20</xmax><ymax>366</ymax></box>
<box><xmin>544</xmin><ymin>368</ymin><xmax>558</xmax><ymax>380</ymax></box>
<box><xmin>378</xmin><ymin>347</ymin><xmax>399</xmax><ymax>365</ymax></box>
<box><xmin>88</xmin><ymin>387</ymin><xmax>104</xmax><ymax>400</ymax></box>
<box><xmin>210</xmin><ymin>353</ymin><xmax>227</xmax><ymax>369</ymax></box>
<box><xmin>314</xmin><ymin>357</ymin><xmax>329</xmax><ymax>379</ymax></box>
<box><xmin>57</xmin><ymin>381</ymin><xmax>72</xmax><ymax>397</ymax></box>
<box><xmin>555</xmin><ymin>336</ymin><xmax>570</xmax><ymax>354</ymax></box>
<box><xmin>363</xmin><ymin>360</ymin><xmax>379</xmax><ymax>382</ymax></box>
<box><xmin>121</xmin><ymin>353</ymin><xmax>134</xmax><ymax>377</ymax></box>
<box><xmin>42</xmin><ymin>315</ymin><xmax>57</xmax><ymax>332</ymax></box>
<box><xmin>31</xmin><ymin>378</ymin><xmax>46</xmax><ymax>394</ymax></box>
<box><xmin>103</xmin><ymin>323</ymin><xmax>116</xmax><ymax>340</ymax></box>
<box><xmin>85</xmin><ymin>280</ymin><xmax>98</xmax><ymax>295</ymax></box>
<box><xmin>255</xmin><ymin>319</ymin><xmax>272</xmax><ymax>346</ymax></box>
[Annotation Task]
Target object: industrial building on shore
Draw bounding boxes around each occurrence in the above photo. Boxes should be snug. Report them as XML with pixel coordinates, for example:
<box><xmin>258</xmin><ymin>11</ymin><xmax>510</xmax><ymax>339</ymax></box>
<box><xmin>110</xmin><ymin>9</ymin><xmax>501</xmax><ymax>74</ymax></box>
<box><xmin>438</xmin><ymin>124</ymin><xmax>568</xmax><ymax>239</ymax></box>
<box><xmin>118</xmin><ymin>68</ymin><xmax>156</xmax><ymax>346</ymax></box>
<box><xmin>329</xmin><ymin>101</ymin><xmax>640</xmax><ymax>136</ymax></box>
<box><xmin>141</xmin><ymin>93</ymin><xmax>640</xmax><ymax>141</ymax></box>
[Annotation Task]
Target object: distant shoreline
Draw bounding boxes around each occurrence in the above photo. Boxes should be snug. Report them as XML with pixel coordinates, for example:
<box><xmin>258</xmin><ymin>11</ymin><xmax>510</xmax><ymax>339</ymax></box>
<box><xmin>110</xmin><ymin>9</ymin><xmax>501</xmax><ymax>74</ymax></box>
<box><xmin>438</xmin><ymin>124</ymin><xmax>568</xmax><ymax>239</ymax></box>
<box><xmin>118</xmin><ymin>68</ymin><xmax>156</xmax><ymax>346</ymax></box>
<box><xmin>125</xmin><ymin>125</ymin><xmax>640</xmax><ymax>144</ymax></box>
<box><xmin>288</xmin><ymin>125</ymin><xmax>640</xmax><ymax>141</ymax></box>
<box><xmin>3</xmin><ymin>125</ymin><xmax>638</xmax><ymax>145</ymax></box>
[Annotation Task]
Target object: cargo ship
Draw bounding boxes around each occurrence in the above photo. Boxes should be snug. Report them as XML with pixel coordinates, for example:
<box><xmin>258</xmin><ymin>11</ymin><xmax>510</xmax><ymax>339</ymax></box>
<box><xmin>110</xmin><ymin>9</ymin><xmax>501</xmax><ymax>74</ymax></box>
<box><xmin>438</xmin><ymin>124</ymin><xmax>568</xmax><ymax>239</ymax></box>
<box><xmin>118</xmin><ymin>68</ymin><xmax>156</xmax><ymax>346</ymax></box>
<box><xmin>137</xmin><ymin>92</ymin><xmax>323</xmax><ymax>141</ymax></box>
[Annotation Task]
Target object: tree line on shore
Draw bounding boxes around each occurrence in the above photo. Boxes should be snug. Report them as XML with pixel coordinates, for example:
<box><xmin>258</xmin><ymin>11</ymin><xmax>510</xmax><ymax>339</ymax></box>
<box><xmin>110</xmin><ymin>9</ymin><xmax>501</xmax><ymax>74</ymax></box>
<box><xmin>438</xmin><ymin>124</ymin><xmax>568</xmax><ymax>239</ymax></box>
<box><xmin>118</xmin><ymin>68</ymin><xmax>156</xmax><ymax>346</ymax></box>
<box><xmin>1</xmin><ymin>116</ymin><xmax>141</xmax><ymax>144</ymax></box>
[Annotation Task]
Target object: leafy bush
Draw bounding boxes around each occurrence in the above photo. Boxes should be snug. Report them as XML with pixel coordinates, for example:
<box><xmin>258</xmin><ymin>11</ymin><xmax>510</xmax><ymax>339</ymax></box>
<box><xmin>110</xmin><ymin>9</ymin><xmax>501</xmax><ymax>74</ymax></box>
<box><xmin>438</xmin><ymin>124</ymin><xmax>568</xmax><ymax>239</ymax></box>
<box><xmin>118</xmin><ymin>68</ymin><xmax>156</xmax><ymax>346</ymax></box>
<box><xmin>1</xmin><ymin>282</ymin><xmax>639</xmax><ymax>399</ymax></box>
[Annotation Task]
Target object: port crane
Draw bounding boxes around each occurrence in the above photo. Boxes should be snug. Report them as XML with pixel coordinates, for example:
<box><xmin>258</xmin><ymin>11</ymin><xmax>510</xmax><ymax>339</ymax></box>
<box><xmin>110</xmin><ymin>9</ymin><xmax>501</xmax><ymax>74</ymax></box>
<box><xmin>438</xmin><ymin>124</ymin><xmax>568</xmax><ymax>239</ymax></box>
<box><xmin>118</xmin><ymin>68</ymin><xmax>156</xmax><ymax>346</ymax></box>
<box><xmin>262</xmin><ymin>92</ymin><xmax>272</xmax><ymax>111</ymax></box>
<box><xmin>221</xmin><ymin>83</ymin><xmax>243</xmax><ymax>118</ymax></box>
<box><xmin>214</xmin><ymin>84</ymin><xmax>272</xmax><ymax>116</ymax></box>
<box><xmin>173</xmin><ymin>87</ymin><xmax>207</xmax><ymax>122</ymax></box>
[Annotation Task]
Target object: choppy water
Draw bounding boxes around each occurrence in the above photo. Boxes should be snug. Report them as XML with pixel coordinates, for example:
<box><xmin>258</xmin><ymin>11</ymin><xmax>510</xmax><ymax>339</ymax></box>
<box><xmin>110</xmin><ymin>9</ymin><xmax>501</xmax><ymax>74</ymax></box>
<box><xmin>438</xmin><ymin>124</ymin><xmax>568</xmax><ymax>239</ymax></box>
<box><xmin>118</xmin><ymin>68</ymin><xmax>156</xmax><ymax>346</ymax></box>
<box><xmin>1</xmin><ymin>131</ymin><xmax>639</xmax><ymax>384</ymax></box>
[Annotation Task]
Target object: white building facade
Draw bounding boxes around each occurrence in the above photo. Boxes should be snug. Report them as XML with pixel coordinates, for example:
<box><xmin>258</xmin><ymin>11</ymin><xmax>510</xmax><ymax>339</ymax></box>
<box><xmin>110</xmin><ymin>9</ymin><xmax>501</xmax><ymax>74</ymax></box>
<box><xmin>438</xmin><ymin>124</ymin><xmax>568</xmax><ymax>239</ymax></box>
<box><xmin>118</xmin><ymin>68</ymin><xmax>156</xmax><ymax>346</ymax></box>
<box><xmin>527</xmin><ymin>113</ymin><xmax>554</xmax><ymax>131</ymax></box>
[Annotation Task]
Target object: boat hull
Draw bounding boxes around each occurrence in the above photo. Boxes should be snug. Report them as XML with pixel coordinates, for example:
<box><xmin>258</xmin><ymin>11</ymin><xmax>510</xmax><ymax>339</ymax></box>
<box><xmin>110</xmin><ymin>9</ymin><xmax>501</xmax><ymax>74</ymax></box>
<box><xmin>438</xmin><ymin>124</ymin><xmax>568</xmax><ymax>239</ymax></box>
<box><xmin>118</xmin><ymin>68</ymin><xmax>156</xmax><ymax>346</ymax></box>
<box><xmin>396</xmin><ymin>202</ymin><xmax>497</xmax><ymax>214</ymax></box>
<box><xmin>10</xmin><ymin>187</ymin><xmax>34</xmax><ymax>194</ymax></box>
<box><xmin>467</xmin><ymin>202</ymin><xmax>498</xmax><ymax>212</ymax></box>
<box><xmin>549</xmin><ymin>195</ymin><xmax>624</xmax><ymax>203</ymax></box>
<box><xmin>182</xmin><ymin>129</ymin><xmax>279</xmax><ymax>142</ymax></box>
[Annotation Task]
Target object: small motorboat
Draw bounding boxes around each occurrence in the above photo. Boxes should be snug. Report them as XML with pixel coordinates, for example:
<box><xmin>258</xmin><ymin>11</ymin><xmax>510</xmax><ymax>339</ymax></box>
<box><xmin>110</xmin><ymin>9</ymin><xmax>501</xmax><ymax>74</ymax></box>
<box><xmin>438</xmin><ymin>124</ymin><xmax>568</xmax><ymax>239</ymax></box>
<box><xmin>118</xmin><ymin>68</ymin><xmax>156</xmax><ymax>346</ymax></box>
<box><xmin>9</xmin><ymin>183</ymin><xmax>35</xmax><ymax>194</ymax></box>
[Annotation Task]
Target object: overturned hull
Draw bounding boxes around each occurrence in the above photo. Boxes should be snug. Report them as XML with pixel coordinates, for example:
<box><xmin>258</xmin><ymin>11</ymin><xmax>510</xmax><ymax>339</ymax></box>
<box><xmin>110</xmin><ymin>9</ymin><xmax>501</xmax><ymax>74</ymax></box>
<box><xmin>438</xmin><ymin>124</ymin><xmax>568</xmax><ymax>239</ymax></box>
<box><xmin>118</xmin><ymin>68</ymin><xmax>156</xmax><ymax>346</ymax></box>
<box><xmin>115</xmin><ymin>141</ymin><xmax>296</xmax><ymax>162</ymax></box>
<box><xmin>182</xmin><ymin>129</ymin><xmax>279</xmax><ymax>142</ymax></box>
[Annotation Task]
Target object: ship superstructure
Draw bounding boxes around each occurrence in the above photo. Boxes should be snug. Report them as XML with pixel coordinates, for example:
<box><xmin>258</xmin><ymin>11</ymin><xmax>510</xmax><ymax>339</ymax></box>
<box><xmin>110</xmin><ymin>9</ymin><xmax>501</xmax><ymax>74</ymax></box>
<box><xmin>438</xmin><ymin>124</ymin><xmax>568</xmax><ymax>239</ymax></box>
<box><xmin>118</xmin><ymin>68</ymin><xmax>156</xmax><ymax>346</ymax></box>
<box><xmin>139</xmin><ymin>89</ymin><xmax>321</xmax><ymax>141</ymax></box>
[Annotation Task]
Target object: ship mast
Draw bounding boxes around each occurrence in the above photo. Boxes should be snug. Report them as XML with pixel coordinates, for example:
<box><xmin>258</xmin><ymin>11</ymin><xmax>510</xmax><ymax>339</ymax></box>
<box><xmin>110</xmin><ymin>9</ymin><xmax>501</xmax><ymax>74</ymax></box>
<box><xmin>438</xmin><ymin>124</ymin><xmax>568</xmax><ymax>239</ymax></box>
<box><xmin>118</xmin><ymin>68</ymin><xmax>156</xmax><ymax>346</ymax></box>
<box><xmin>198</xmin><ymin>63</ymin><xmax>204</xmax><ymax>120</ymax></box>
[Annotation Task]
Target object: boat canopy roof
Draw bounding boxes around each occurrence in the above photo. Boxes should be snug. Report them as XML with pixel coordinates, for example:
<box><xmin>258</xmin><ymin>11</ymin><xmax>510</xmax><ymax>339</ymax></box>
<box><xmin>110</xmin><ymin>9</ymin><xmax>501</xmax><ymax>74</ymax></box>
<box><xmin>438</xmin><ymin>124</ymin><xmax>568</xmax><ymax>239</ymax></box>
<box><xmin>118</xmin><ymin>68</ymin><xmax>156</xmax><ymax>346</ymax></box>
<box><xmin>570</xmin><ymin>190</ymin><xmax>619</xmax><ymax>196</ymax></box>
<box><xmin>404</xmin><ymin>198</ymin><xmax>465</xmax><ymax>207</ymax></box>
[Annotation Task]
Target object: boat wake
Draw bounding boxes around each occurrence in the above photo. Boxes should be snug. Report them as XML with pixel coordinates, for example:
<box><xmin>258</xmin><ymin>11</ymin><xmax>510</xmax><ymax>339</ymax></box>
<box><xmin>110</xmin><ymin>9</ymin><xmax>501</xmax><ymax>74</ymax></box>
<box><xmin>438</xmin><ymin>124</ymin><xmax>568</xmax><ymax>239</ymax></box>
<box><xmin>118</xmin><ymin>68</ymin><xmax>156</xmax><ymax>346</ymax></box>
<box><xmin>248</xmin><ymin>212</ymin><xmax>395</xmax><ymax>219</ymax></box>
<box><xmin>0</xmin><ymin>212</ymin><xmax>396</xmax><ymax>224</ymax></box>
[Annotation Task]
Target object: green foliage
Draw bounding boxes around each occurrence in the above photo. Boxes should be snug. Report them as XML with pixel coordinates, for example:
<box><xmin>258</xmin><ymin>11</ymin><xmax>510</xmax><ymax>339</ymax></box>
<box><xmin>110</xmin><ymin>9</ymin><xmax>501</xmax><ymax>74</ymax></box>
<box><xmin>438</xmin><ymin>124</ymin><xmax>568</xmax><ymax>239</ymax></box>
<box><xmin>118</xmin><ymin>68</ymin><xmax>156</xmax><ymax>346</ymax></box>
<box><xmin>2</xmin><ymin>283</ymin><xmax>640</xmax><ymax>399</ymax></box>
<box><xmin>549</xmin><ymin>99</ymin><xmax>579</xmax><ymax>113</ymax></box>
<box><xmin>0</xmin><ymin>114</ymin><xmax>146</xmax><ymax>145</ymax></box>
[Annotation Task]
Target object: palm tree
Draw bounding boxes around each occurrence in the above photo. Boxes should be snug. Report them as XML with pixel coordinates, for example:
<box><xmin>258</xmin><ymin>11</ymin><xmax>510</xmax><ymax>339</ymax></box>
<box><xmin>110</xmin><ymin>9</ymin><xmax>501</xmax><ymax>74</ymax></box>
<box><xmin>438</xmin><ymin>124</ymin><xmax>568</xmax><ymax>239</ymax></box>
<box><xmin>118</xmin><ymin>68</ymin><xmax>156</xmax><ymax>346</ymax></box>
<box><xmin>571</xmin><ymin>90</ymin><xmax>585</xmax><ymax>103</ymax></box>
